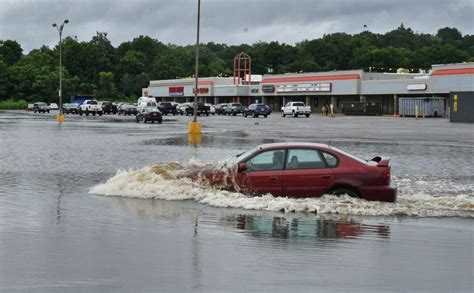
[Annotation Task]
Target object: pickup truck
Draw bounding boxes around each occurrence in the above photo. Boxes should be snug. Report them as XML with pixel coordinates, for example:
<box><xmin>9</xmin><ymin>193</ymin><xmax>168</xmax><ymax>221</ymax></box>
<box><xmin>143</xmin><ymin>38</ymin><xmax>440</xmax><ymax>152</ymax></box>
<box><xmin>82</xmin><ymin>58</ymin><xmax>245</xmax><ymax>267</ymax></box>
<box><xmin>281</xmin><ymin>101</ymin><xmax>311</xmax><ymax>118</ymax></box>
<box><xmin>79</xmin><ymin>100</ymin><xmax>103</xmax><ymax>116</ymax></box>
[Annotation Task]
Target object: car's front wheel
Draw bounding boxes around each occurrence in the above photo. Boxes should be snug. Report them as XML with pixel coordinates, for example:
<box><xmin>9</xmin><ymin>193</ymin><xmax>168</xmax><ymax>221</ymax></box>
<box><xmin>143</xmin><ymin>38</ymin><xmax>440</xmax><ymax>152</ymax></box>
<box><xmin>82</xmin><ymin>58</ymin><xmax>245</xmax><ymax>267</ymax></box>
<box><xmin>281</xmin><ymin>111</ymin><xmax>285</xmax><ymax>117</ymax></box>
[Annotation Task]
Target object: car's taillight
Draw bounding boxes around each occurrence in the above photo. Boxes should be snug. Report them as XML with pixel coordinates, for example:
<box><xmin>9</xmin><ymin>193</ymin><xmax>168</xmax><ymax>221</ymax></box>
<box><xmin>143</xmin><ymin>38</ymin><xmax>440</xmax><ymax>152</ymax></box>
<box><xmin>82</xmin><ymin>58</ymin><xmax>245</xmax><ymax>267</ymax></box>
<box><xmin>383</xmin><ymin>169</ymin><xmax>391</xmax><ymax>184</ymax></box>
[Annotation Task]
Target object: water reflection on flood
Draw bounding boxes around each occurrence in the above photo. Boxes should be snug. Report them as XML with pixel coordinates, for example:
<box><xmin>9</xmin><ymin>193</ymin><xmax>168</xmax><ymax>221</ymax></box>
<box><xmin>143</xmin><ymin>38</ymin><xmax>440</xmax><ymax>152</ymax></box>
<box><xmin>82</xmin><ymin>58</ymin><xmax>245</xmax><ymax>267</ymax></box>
<box><xmin>109</xmin><ymin>196</ymin><xmax>390</xmax><ymax>243</ymax></box>
<box><xmin>234</xmin><ymin>214</ymin><xmax>390</xmax><ymax>240</ymax></box>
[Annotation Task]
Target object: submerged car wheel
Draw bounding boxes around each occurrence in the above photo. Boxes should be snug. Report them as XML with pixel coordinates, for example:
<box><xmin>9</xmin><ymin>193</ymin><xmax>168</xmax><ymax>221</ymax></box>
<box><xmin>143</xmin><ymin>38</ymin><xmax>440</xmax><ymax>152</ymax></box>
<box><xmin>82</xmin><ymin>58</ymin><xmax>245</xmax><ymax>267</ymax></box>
<box><xmin>281</xmin><ymin>111</ymin><xmax>285</xmax><ymax>117</ymax></box>
<box><xmin>329</xmin><ymin>187</ymin><xmax>360</xmax><ymax>199</ymax></box>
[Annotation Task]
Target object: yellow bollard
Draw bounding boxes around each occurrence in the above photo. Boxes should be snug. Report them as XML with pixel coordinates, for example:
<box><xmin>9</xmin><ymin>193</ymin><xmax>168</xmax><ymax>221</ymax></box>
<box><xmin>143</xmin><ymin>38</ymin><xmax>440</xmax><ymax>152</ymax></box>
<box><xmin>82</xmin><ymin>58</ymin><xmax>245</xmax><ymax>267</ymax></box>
<box><xmin>56</xmin><ymin>114</ymin><xmax>64</xmax><ymax>123</ymax></box>
<box><xmin>188</xmin><ymin>121</ymin><xmax>202</xmax><ymax>135</ymax></box>
<box><xmin>188</xmin><ymin>133</ymin><xmax>202</xmax><ymax>146</ymax></box>
<box><xmin>415</xmin><ymin>105</ymin><xmax>419</xmax><ymax>120</ymax></box>
<box><xmin>188</xmin><ymin>121</ymin><xmax>202</xmax><ymax>146</ymax></box>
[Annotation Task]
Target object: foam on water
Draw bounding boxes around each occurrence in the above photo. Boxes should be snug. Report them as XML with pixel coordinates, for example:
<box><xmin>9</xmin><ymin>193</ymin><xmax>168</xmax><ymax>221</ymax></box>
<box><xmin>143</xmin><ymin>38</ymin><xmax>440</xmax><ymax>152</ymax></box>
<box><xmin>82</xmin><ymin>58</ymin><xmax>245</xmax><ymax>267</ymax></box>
<box><xmin>90</xmin><ymin>161</ymin><xmax>474</xmax><ymax>218</ymax></box>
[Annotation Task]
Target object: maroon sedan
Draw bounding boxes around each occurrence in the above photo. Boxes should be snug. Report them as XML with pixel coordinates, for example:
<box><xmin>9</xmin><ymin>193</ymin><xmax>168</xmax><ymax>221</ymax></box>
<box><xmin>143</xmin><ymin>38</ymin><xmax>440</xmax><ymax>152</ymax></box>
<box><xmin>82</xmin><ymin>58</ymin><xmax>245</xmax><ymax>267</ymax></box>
<box><xmin>192</xmin><ymin>143</ymin><xmax>397</xmax><ymax>202</ymax></box>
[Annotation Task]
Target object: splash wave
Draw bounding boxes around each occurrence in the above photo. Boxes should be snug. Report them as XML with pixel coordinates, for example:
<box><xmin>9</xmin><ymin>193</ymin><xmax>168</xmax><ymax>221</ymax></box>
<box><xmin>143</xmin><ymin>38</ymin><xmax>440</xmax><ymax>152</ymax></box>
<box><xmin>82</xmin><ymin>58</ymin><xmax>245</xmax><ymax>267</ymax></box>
<box><xmin>90</xmin><ymin>161</ymin><xmax>474</xmax><ymax>218</ymax></box>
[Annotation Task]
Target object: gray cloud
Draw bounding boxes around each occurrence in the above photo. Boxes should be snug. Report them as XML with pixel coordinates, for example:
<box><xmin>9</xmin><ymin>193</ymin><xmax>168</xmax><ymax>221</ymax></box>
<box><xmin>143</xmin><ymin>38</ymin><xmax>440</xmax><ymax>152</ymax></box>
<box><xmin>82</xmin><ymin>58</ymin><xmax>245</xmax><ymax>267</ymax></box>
<box><xmin>1</xmin><ymin>0</ymin><xmax>473</xmax><ymax>52</ymax></box>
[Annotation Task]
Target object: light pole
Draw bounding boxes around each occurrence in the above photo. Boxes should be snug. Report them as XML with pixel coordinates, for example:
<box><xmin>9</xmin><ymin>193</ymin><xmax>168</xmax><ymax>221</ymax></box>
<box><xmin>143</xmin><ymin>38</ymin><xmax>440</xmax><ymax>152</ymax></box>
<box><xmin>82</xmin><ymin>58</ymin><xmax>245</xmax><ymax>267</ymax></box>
<box><xmin>52</xmin><ymin>19</ymin><xmax>69</xmax><ymax>122</ymax></box>
<box><xmin>188</xmin><ymin>0</ymin><xmax>201</xmax><ymax>137</ymax></box>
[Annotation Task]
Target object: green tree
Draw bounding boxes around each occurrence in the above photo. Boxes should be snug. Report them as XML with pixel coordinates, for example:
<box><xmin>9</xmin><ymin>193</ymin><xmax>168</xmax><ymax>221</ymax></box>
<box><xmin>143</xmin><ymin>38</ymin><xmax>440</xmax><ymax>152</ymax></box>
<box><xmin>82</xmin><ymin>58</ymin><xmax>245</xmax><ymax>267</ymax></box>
<box><xmin>437</xmin><ymin>27</ymin><xmax>463</xmax><ymax>43</ymax></box>
<box><xmin>95</xmin><ymin>71</ymin><xmax>119</xmax><ymax>100</ymax></box>
<box><xmin>0</xmin><ymin>58</ymin><xmax>8</xmax><ymax>98</ymax></box>
<box><xmin>150</xmin><ymin>46</ymin><xmax>193</xmax><ymax>79</ymax></box>
<box><xmin>0</xmin><ymin>40</ymin><xmax>23</xmax><ymax>65</ymax></box>
<box><xmin>119</xmin><ymin>50</ymin><xmax>146</xmax><ymax>76</ymax></box>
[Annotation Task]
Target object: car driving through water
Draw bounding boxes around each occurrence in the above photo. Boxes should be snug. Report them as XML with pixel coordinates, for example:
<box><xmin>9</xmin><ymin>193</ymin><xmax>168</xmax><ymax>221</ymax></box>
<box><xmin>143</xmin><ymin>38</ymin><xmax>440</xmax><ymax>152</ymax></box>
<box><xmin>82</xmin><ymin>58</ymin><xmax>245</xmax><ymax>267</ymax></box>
<box><xmin>188</xmin><ymin>143</ymin><xmax>397</xmax><ymax>202</ymax></box>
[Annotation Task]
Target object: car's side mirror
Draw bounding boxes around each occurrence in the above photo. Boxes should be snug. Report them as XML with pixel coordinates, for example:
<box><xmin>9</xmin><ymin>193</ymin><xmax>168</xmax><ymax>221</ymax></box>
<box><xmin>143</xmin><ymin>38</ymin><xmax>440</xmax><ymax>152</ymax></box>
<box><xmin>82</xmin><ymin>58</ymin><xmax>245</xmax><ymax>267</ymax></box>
<box><xmin>237</xmin><ymin>162</ymin><xmax>247</xmax><ymax>173</ymax></box>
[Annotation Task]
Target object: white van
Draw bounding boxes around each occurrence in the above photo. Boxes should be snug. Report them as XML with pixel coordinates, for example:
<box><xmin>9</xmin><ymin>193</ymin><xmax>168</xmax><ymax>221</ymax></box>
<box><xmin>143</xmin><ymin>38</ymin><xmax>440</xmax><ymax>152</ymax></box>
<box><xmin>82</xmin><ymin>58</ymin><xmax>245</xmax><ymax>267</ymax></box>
<box><xmin>137</xmin><ymin>97</ymin><xmax>157</xmax><ymax>112</ymax></box>
<box><xmin>137</xmin><ymin>96</ymin><xmax>156</xmax><ymax>105</ymax></box>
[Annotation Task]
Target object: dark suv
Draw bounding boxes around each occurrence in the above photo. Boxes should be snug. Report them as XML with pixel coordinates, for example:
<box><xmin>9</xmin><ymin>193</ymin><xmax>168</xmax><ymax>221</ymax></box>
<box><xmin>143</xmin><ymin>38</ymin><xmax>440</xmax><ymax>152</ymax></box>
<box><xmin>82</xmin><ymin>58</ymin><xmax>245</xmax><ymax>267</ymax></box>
<box><xmin>157</xmin><ymin>102</ymin><xmax>177</xmax><ymax>115</ymax></box>
<box><xmin>100</xmin><ymin>101</ymin><xmax>117</xmax><ymax>114</ymax></box>
<box><xmin>243</xmin><ymin>104</ymin><xmax>271</xmax><ymax>118</ymax></box>
<box><xmin>33</xmin><ymin>102</ymin><xmax>50</xmax><ymax>113</ymax></box>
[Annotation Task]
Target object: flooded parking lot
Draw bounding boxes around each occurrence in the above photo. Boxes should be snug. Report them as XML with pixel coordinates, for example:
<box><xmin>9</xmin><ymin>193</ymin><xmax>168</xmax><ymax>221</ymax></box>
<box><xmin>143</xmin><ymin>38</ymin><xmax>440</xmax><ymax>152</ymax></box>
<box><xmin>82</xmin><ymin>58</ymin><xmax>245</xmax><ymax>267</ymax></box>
<box><xmin>1</xmin><ymin>110</ymin><xmax>473</xmax><ymax>292</ymax></box>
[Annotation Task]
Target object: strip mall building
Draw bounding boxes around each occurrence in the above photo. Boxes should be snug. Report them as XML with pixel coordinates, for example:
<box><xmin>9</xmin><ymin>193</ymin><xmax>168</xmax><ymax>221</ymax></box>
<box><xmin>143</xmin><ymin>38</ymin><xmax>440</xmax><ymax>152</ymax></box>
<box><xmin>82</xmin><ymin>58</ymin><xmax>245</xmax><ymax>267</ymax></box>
<box><xmin>143</xmin><ymin>62</ymin><xmax>474</xmax><ymax>115</ymax></box>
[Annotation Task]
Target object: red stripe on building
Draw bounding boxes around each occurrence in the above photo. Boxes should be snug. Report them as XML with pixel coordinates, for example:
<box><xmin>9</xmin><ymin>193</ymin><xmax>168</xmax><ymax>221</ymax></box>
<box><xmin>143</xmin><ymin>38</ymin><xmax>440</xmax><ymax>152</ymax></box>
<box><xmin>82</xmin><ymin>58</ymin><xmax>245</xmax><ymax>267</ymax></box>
<box><xmin>262</xmin><ymin>74</ymin><xmax>360</xmax><ymax>84</ymax></box>
<box><xmin>431</xmin><ymin>68</ymin><xmax>474</xmax><ymax>76</ymax></box>
<box><xmin>198</xmin><ymin>81</ymin><xmax>214</xmax><ymax>85</ymax></box>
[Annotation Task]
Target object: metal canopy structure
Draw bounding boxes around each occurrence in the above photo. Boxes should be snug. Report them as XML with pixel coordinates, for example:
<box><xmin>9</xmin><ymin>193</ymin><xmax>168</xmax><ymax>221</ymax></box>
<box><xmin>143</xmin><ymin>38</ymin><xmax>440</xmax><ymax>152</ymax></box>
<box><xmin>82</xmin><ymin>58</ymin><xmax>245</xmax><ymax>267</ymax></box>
<box><xmin>233</xmin><ymin>52</ymin><xmax>251</xmax><ymax>85</ymax></box>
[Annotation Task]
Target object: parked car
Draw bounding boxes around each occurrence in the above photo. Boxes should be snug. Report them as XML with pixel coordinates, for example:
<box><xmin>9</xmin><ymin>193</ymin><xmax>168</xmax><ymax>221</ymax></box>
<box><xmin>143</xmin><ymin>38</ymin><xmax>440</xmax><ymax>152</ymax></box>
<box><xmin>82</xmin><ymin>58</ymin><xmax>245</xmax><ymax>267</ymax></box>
<box><xmin>177</xmin><ymin>103</ymin><xmax>192</xmax><ymax>115</ymax></box>
<box><xmin>99</xmin><ymin>101</ymin><xmax>118</xmax><ymax>114</ymax></box>
<box><xmin>49</xmin><ymin>103</ymin><xmax>59</xmax><ymax>110</ymax></box>
<box><xmin>281</xmin><ymin>101</ymin><xmax>311</xmax><ymax>117</ymax></box>
<box><xmin>79</xmin><ymin>100</ymin><xmax>102</xmax><ymax>116</ymax></box>
<box><xmin>157</xmin><ymin>102</ymin><xmax>177</xmax><ymax>115</ymax></box>
<box><xmin>62</xmin><ymin>103</ymin><xmax>79</xmax><ymax>114</ymax></box>
<box><xmin>215</xmin><ymin>103</ymin><xmax>227</xmax><ymax>115</ymax></box>
<box><xmin>225</xmin><ymin>103</ymin><xmax>245</xmax><ymax>116</ymax></box>
<box><xmin>136</xmin><ymin>107</ymin><xmax>162</xmax><ymax>124</ymax></box>
<box><xmin>193</xmin><ymin>102</ymin><xmax>210</xmax><ymax>116</ymax></box>
<box><xmin>185</xmin><ymin>143</ymin><xmax>397</xmax><ymax>202</ymax></box>
<box><xmin>118</xmin><ymin>104</ymin><xmax>138</xmax><ymax>116</ymax></box>
<box><xmin>243</xmin><ymin>104</ymin><xmax>272</xmax><ymax>118</ymax></box>
<box><xmin>33</xmin><ymin>102</ymin><xmax>50</xmax><ymax>113</ymax></box>
<box><xmin>205</xmin><ymin>103</ymin><xmax>216</xmax><ymax>115</ymax></box>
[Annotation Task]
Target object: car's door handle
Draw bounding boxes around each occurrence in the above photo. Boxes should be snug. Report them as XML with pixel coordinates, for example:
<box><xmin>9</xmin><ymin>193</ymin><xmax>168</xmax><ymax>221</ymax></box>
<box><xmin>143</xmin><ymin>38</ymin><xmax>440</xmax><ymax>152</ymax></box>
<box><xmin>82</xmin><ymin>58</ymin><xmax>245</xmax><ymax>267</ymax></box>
<box><xmin>321</xmin><ymin>175</ymin><xmax>332</xmax><ymax>179</ymax></box>
<box><xmin>269</xmin><ymin>176</ymin><xmax>278</xmax><ymax>181</ymax></box>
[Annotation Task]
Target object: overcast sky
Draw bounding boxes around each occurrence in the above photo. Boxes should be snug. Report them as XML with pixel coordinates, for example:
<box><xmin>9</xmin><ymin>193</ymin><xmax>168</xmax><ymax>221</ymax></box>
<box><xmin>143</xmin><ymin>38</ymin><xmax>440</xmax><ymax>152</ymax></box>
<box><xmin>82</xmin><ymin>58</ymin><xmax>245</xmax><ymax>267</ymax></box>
<box><xmin>1</xmin><ymin>0</ymin><xmax>473</xmax><ymax>52</ymax></box>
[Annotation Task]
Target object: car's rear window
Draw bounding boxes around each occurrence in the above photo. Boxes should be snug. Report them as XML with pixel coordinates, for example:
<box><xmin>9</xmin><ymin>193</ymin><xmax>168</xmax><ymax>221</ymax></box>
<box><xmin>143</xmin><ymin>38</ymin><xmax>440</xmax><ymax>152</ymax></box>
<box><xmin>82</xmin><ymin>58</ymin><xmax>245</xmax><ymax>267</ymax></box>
<box><xmin>293</xmin><ymin>102</ymin><xmax>305</xmax><ymax>106</ymax></box>
<box><xmin>329</xmin><ymin>146</ymin><xmax>367</xmax><ymax>164</ymax></box>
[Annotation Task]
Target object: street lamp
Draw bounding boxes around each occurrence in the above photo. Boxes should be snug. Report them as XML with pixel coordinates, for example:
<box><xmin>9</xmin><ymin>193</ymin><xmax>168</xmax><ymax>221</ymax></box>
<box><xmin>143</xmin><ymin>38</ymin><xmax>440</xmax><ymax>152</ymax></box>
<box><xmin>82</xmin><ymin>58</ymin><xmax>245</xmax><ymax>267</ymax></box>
<box><xmin>188</xmin><ymin>0</ymin><xmax>201</xmax><ymax>137</ymax></box>
<box><xmin>52</xmin><ymin>19</ymin><xmax>69</xmax><ymax>122</ymax></box>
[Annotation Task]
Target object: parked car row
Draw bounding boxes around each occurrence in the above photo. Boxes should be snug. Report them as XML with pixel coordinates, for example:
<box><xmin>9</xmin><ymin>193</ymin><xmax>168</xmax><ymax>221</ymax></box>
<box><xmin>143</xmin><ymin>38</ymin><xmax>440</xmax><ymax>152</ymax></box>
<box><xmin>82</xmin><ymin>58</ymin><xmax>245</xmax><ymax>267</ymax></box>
<box><xmin>28</xmin><ymin>99</ymin><xmax>314</xmax><ymax>120</ymax></box>
<box><xmin>27</xmin><ymin>102</ymin><xmax>55</xmax><ymax>113</ymax></box>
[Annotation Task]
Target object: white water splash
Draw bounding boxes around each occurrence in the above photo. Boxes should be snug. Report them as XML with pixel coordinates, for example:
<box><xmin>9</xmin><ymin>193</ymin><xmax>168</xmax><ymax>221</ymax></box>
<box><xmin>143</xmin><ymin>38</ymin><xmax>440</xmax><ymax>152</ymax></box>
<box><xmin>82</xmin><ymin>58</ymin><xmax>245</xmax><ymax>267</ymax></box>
<box><xmin>90</xmin><ymin>161</ymin><xmax>474</xmax><ymax>218</ymax></box>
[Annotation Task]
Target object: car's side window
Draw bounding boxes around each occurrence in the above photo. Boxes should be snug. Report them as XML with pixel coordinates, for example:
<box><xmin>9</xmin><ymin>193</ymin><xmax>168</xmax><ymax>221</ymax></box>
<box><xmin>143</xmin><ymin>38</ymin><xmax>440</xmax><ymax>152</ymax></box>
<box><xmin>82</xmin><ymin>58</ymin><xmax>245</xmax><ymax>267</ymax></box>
<box><xmin>285</xmin><ymin>149</ymin><xmax>325</xmax><ymax>169</ymax></box>
<box><xmin>321</xmin><ymin>151</ymin><xmax>338</xmax><ymax>167</ymax></box>
<box><xmin>246</xmin><ymin>149</ymin><xmax>285</xmax><ymax>171</ymax></box>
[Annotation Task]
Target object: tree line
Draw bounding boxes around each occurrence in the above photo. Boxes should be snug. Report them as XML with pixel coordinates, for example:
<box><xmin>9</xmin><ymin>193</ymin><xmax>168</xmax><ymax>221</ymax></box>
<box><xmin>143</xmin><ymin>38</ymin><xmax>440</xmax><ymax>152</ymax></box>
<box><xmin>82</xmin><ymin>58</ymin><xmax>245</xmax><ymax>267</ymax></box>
<box><xmin>0</xmin><ymin>25</ymin><xmax>473</xmax><ymax>104</ymax></box>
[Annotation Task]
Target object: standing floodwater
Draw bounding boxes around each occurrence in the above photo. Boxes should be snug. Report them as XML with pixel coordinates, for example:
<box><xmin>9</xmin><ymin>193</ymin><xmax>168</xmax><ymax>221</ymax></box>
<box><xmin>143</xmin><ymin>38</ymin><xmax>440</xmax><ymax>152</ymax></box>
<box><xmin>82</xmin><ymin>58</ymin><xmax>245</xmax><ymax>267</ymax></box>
<box><xmin>0</xmin><ymin>111</ymin><xmax>473</xmax><ymax>292</ymax></box>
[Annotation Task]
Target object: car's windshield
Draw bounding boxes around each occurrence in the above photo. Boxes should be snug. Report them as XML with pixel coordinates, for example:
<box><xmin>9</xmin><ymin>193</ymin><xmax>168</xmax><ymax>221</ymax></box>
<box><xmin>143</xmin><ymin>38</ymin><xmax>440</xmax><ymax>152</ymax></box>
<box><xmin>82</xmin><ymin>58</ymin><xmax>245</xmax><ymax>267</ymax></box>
<box><xmin>293</xmin><ymin>102</ymin><xmax>304</xmax><ymax>106</ymax></box>
<box><xmin>232</xmin><ymin>146</ymin><xmax>259</xmax><ymax>164</ymax></box>
<box><xmin>145</xmin><ymin>107</ymin><xmax>158</xmax><ymax>112</ymax></box>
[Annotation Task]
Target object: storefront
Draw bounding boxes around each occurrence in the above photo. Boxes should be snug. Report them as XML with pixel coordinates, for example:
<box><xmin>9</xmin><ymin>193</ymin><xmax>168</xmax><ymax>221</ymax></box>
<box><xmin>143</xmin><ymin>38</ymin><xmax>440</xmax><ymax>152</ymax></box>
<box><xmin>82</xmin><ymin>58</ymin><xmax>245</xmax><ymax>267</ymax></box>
<box><xmin>144</xmin><ymin>62</ymin><xmax>473</xmax><ymax>116</ymax></box>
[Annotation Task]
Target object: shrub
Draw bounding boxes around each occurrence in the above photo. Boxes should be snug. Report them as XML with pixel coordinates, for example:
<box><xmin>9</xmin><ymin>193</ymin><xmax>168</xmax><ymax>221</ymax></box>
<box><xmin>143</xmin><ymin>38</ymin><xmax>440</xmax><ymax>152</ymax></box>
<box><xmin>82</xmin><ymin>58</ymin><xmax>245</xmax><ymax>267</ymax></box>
<box><xmin>0</xmin><ymin>99</ymin><xmax>29</xmax><ymax>110</ymax></box>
